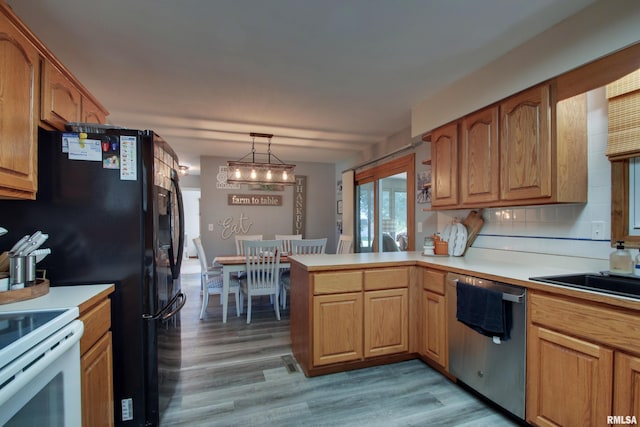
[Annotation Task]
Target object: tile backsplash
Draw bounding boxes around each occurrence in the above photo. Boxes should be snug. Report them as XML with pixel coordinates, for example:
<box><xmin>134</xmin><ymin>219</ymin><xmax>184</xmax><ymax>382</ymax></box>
<box><xmin>435</xmin><ymin>87</ymin><xmax>612</xmax><ymax>260</ymax></box>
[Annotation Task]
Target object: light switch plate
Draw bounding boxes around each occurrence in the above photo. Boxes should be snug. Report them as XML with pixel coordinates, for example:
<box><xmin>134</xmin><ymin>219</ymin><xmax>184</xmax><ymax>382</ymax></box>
<box><xmin>591</xmin><ymin>221</ymin><xmax>605</xmax><ymax>240</ymax></box>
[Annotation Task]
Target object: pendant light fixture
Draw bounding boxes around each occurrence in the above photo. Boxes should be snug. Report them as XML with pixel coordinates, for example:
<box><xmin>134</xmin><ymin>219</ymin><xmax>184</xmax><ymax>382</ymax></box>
<box><xmin>227</xmin><ymin>132</ymin><xmax>296</xmax><ymax>185</ymax></box>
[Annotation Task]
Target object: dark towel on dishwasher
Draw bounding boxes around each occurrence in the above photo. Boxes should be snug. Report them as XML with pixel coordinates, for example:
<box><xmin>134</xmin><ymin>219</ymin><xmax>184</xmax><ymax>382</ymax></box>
<box><xmin>456</xmin><ymin>281</ymin><xmax>512</xmax><ymax>340</ymax></box>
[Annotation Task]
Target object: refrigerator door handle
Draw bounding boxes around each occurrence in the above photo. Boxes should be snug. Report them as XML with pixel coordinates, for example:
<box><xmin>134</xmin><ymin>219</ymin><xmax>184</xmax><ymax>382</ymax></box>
<box><xmin>143</xmin><ymin>291</ymin><xmax>186</xmax><ymax>320</ymax></box>
<box><xmin>170</xmin><ymin>169</ymin><xmax>185</xmax><ymax>280</ymax></box>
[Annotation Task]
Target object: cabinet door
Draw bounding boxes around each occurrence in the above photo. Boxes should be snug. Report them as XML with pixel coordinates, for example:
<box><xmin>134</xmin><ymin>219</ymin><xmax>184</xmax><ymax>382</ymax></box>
<box><xmin>431</xmin><ymin>122</ymin><xmax>458</xmax><ymax>207</ymax></box>
<box><xmin>81</xmin><ymin>332</ymin><xmax>114</xmax><ymax>427</ymax></box>
<box><xmin>422</xmin><ymin>290</ymin><xmax>447</xmax><ymax>368</ymax></box>
<box><xmin>500</xmin><ymin>84</ymin><xmax>551</xmax><ymax>201</ymax></box>
<box><xmin>41</xmin><ymin>59</ymin><xmax>82</xmax><ymax>130</ymax></box>
<box><xmin>364</xmin><ymin>288</ymin><xmax>408</xmax><ymax>357</ymax></box>
<box><xmin>0</xmin><ymin>12</ymin><xmax>39</xmax><ymax>199</ymax></box>
<box><xmin>614</xmin><ymin>352</ymin><xmax>640</xmax><ymax>419</ymax></box>
<box><xmin>313</xmin><ymin>292</ymin><xmax>363</xmax><ymax>366</ymax></box>
<box><xmin>527</xmin><ymin>325</ymin><xmax>613</xmax><ymax>427</ymax></box>
<box><xmin>461</xmin><ymin>106</ymin><xmax>499</xmax><ymax>206</ymax></box>
<box><xmin>82</xmin><ymin>96</ymin><xmax>107</xmax><ymax>124</ymax></box>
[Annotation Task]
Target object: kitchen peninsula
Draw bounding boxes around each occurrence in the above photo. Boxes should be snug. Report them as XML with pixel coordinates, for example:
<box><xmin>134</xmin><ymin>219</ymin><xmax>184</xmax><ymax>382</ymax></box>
<box><xmin>288</xmin><ymin>249</ymin><xmax>640</xmax><ymax>425</ymax></box>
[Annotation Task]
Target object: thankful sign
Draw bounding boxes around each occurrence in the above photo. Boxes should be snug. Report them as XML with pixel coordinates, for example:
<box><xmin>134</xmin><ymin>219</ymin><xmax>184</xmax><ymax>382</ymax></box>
<box><xmin>227</xmin><ymin>194</ymin><xmax>283</xmax><ymax>206</ymax></box>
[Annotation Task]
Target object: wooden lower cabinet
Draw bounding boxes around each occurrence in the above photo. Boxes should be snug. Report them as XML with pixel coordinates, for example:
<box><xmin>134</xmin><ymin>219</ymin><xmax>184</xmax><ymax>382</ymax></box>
<box><xmin>614</xmin><ymin>352</ymin><xmax>640</xmax><ymax>419</ymax></box>
<box><xmin>527</xmin><ymin>325</ymin><xmax>613</xmax><ymax>427</ymax></box>
<box><xmin>420</xmin><ymin>268</ymin><xmax>447</xmax><ymax>369</ymax></box>
<box><xmin>293</xmin><ymin>264</ymin><xmax>411</xmax><ymax>376</ymax></box>
<box><xmin>422</xmin><ymin>290</ymin><xmax>447</xmax><ymax>368</ymax></box>
<box><xmin>364</xmin><ymin>288</ymin><xmax>408</xmax><ymax>357</ymax></box>
<box><xmin>79</xmin><ymin>291</ymin><xmax>114</xmax><ymax>426</ymax></box>
<box><xmin>313</xmin><ymin>292</ymin><xmax>363</xmax><ymax>366</ymax></box>
<box><xmin>527</xmin><ymin>291</ymin><xmax>640</xmax><ymax>426</ymax></box>
<box><xmin>81</xmin><ymin>332</ymin><xmax>114</xmax><ymax>427</ymax></box>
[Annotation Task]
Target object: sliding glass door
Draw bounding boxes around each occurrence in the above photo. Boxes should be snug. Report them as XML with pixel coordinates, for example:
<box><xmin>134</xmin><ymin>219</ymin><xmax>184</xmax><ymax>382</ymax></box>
<box><xmin>355</xmin><ymin>154</ymin><xmax>414</xmax><ymax>253</ymax></box>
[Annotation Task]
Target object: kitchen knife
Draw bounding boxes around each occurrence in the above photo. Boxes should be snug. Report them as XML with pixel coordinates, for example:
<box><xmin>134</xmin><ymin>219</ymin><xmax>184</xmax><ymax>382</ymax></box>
<box><xmin>10</xmin><ymin>234</ymin><xmax>31</xmax><ymax>253</ymax></box>
<box><xmin>30</xmin><ymin>248</ymin><xmax>51</xmax><ymax>263</ymax></box>
<box><xmin>20</xmin><ymin>233</ymin><xmax>48</xmax><ymax>255</ymax></box>
<box><xmin>13</xmin><ymin>231</ymin><xmax>42</xmax><ymax>254</ymax></box>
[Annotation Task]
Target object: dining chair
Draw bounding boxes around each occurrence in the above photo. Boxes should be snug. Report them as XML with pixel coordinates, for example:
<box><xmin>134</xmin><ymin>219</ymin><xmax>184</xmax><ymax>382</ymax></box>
<box><xmin>281</xmin><ymin>238</ymin><xmax>327</xmax><ymax>309</ymax></box>
<box><xmin>274</xmin><ymin>234</ymin><xmax>302</xmax><ymax>254</ymax></box>
<box><xmin>194</xmin><ymin>237</ymin><xmax>241</xmax><ymax>320</ymax></box>
<box><xmin>240</xmin><ymin>239</ymin><xmax>283</xmax><ymax>324</ymax></box>
<box><xmin>235</xmin><ymin>234</ymin><xmax>263</xmax><ymax>256</ymax></box>
<box><xmin>336</xmin><ymin>234</ymin><xmax>353</xmax><ymax>254</ymax></box>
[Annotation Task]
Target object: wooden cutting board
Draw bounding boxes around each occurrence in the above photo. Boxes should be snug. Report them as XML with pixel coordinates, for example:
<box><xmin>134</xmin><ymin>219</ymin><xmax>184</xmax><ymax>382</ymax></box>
<box><xmin>462</xmin><ymin>209</ymin><xmax>484</xmax><ymax>254</ymax></box>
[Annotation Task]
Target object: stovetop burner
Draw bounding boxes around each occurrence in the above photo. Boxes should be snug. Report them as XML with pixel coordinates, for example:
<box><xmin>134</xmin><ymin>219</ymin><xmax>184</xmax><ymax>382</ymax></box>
<box><xmin>0</xmin><ymin>310</ymin><xmax>66</xmax><ymax>351</ymax></box>
<box><xmin>0</xmin><ymin>308</ymin><xmax>79</xmax><ymax>367</ymax></box>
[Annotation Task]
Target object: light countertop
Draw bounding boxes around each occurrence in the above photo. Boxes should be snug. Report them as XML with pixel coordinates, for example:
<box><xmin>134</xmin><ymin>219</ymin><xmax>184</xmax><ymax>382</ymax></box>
<box><xmin>289</xmin><ymin>248</ymin><xmax>609</xmax><ymax>281</ymax></box>
<box><xmin>0</xmin><ymin>284</ymin><xmax>114</xmax><ymax>313</ymax></box>
<box><xmin>288</xmin><ymin>248</ymin><xmax>640</xmax><ymax>310</ymax></box>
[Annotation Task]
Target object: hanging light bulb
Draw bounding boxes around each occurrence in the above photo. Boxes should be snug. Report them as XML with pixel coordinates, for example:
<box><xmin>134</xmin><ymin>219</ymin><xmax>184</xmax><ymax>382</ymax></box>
<box><xmin>226</xmin><ymin>132</ymin><xmax>296</xmax><ymax>185</ymax></box>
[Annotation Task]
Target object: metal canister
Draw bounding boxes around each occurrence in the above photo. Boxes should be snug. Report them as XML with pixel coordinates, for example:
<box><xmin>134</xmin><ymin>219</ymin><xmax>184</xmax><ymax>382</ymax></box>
<box><xmin>9</xmin><ymin>253</ymin><xmax>26</xmax><ymax>289</ymax></box>
<box><xmin>26</xmin><ymin>254</ymin><xmax>37</xmax><ymax>285</ymax></box>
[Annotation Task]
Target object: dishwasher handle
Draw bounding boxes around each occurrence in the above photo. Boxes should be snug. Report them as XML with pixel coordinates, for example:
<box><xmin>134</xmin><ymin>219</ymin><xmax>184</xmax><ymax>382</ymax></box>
<box><xmin>447</xmin><ymin>277</ymin><xmax>525</xmax><ymax>304</ymax></box>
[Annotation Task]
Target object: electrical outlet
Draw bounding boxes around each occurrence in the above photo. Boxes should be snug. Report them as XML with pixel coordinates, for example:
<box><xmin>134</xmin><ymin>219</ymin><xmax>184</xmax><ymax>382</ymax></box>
<box><xmin>208</xmin><ymin>223</ymin><xmax>214</xmax><ymax>231</ymax></box>
<box><xmin>591</xmin><ymin>221</ymin><xmax>605</xmax><ymax>240</ymax></box>
<box><xmin>417</xmin><ymin>222</ymin><xmax>422</xmax><ymax>233</ymax></box>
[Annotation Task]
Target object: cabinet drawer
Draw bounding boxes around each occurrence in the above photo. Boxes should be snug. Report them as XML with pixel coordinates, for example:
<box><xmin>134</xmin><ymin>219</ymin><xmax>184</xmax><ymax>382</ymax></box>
<box><xmin>530</xmin><ymin>292</ymin><xmax>640</xmax><ymax>355</ymax></box>
<box><xmin>313</xmin><ymin>271</ymin><xmax>362</xmax><ymax>294</ymax></box>
<box><xmin>364</xmin><ymin>268</ymin><xmax>408</xmax><ymax>290</ymax></box>
<box><xmin>80</xmin><ymin>298</ymin><xmax>111</xmax><ymax>355</ymax></box>
<box><xmin>422</xmin><ymin>269</ymin><xmax>446</xmax><ymax>294</ymax></box>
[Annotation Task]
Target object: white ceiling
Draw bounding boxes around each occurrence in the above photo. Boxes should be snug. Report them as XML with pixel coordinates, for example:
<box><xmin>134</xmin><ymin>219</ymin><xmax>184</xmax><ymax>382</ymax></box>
<box><xmin>7</xmin><ymin>0</ymin><xmax>596</xmax><ymax>174</ymax></box>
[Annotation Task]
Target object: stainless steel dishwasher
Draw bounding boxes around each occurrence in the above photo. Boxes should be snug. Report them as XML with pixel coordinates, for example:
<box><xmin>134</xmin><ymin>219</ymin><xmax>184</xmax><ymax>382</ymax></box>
<box><xmin>446</xmin><ymin>272</ymin><xmax>527</xmax><ymax>419</ymax></box>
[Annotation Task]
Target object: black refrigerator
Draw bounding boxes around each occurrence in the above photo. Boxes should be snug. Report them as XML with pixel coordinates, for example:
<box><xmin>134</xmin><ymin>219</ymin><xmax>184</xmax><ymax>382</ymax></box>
<box><xmin>0</xmin><ymin>127</ymin><xmax>186</xmax><ymax>426</ymax></box>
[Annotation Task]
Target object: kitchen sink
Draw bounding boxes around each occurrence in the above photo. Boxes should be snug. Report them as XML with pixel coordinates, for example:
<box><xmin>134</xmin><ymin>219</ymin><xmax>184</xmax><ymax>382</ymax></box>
<box><xmin>529</xmin><ymin>273</ymin><xmax>640</xmax><ymax>299</ymax></box>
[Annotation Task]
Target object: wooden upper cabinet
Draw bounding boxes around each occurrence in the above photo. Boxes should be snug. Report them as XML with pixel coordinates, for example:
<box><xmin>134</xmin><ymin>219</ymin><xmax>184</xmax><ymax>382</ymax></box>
<box><xmin>500</xmin><ymin>84</ymin><xmax>551</xmax><ymax>201</ymax></box>
<box><xmin>82</xmin><ymin>96</ymin><xmax>107</xmax><ymax>124</ymax></box>
<box><xmin>0</xmin><ymin>9</ymin><xmax>39</xmax><ymax>199</ymax></box>
<box><xmin>460</xmin><ymin>106</ymin><xmax>499</xmax><ymax>206</ymax></box>
<box><xmin>41</xmin><ymin>59</ymin><xmax>82</xmax><ymax>129</ymax></box>
<box><xmin>431</xmin><ymin>122</ymin><xmax>458</xmax><ymax>207</ymax></box>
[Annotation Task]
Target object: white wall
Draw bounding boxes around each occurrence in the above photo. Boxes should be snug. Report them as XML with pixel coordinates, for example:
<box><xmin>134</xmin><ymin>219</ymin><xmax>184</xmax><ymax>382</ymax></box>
<box><xmin>199</xmin><ymin>156</ymin><xmax>336</xmax><ymax>261</ymax></box>
<box><xmin>182</xmin><ymin>189</ymin><xmax>200</xmax><ymax>258</ymax></box>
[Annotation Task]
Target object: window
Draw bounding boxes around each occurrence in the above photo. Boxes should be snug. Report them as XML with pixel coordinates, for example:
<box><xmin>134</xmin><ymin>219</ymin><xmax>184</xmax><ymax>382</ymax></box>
<box><xmin>355</xmin><ymin>154</ymin><xmax>415</xmax><ymax>253</ymax></box>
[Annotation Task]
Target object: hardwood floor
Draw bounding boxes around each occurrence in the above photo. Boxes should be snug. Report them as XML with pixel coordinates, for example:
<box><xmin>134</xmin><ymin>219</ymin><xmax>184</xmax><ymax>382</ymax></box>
<box><xmin>160</xmin><ymin>259</ymin><xmax>521</xmax><ymax>426</ymax></box>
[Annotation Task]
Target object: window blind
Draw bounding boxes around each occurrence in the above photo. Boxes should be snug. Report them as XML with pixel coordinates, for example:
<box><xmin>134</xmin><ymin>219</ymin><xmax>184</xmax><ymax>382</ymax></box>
<box><xmin>607</xmin><ymin>69</ymin><xmax>640</xmax><ymax>160</ymax></box>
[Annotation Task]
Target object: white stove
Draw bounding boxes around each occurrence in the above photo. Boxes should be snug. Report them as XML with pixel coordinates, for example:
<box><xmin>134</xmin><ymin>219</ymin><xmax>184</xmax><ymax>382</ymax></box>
<box><xmin>0</xmin><ymin>307</ymin><xmax>84</xmax><ymax>426</ymax></box>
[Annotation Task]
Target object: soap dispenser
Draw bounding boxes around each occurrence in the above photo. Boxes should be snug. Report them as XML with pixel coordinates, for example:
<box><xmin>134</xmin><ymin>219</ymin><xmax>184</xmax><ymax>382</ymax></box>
<box><xmin>610</xmin><ymin>241</ymin><xmax>633</xmax><ymax>275</ymax></box>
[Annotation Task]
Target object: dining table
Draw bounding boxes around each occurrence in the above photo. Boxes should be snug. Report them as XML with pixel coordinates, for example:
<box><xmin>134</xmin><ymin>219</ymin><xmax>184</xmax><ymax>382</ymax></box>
<box><xmin>212</xmin><ymin>254</ymin><xmax>290</xmax><ymax>323</ymax></box>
